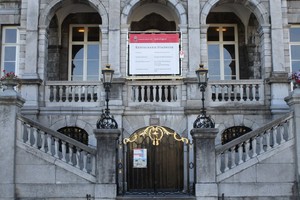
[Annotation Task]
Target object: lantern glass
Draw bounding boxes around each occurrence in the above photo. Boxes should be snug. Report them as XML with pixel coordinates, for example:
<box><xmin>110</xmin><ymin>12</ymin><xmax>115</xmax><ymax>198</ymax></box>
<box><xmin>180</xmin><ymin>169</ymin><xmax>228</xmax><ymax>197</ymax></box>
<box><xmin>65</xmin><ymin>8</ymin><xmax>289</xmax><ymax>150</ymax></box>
<box><xmin>102</xmin><ymin>64</ymin><xmax>114</xmax><ymax>84</ymax></box>
<box><xmin>195</xmin><ymin>64</ymin><xmax>208</xmax><ymax>84</ymax></box>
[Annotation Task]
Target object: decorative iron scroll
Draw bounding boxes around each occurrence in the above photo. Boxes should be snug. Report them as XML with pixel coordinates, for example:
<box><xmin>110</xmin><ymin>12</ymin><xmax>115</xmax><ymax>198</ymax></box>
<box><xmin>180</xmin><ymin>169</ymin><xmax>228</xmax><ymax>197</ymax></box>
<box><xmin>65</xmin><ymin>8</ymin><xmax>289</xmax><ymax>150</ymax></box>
<box><xmin>123</xmin><ymin>126</ymin><xmax>189</xmax><ymax>146</ymax></box>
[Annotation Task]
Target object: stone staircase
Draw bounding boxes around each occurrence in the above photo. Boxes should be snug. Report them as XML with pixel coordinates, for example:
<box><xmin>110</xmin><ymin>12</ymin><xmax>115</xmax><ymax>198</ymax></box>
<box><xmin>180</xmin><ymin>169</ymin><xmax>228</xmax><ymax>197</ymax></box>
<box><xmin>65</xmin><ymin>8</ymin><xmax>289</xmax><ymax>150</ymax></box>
<box><xmin>215</xmin><ymin>112</ymin><xmax>294</xmax><ymax>181</ymax></box>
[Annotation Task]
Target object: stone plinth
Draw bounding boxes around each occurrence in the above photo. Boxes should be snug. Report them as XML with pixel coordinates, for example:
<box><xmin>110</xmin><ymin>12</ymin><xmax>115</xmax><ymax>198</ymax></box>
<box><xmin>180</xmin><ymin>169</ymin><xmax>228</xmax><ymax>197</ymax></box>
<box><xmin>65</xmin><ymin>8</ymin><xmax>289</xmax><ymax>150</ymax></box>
<box><xmin>285</xmin><ymin>88</ymin><xmax>300</xmax><ymax>197</ymax></box>
<box><xmin>0</xmin><ymin>88</ymin><xmax>25</xmax><ymax>199</ymax></box>
<box><xmin>191</xmin><ymin>128</ymin><xmax>218</xmax><ymax>200</ymax></box>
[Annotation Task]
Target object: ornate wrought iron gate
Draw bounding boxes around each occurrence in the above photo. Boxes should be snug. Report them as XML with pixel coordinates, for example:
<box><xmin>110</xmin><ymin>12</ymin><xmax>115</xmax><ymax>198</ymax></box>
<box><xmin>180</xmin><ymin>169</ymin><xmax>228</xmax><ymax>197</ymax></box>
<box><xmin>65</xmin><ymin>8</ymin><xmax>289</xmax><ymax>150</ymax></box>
<box><xmin>118</xmin><ymin>126</ymin><xmax>192</xmax><ymax>195</ymax></box>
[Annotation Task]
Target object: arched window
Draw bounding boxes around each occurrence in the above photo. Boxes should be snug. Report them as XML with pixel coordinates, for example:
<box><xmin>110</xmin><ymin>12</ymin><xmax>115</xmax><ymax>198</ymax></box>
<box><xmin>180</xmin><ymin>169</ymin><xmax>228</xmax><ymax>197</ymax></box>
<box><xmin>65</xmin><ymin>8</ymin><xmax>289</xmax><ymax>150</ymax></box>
<box><xmin>222</xmin><ymin>126</ymin><xmax>252</xmax><ymax>145</ymax></box>
<box><xmin>57</xmin><ymin>127</ymin><xmax>88</xmax><ymax>145</ymax></box>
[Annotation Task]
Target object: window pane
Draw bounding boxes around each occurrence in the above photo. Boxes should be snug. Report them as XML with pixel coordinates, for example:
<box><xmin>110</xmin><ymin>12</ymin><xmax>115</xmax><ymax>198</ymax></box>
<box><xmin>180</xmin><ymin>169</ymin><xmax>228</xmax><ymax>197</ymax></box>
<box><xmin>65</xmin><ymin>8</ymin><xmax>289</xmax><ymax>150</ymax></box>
<box><xmin>291</xmin><ymin>45</ymin><xmax>300</xmax><ymax>60</ymax></box>
<box><xmin>5</xmin><ymin>29</ymin><xmax>17</xmax><ymax>43</ymax></box>
<box><xmin>87</xmin><ymin>61</ymin><xmax>99</xmax><ymax>80</ymax></box>
<box><xmin>72</xmin><ymin>45</ymin><xmax>84</xmax><ymax>81</ymax></box>
<box><xmin>72</xmin><ymin>60</ymin><xmax>83</xmax><ymax>81</ymax></box>
<box><xmin>207</xmin><ymin>27</ymin><xmax>219</xmax><ymax>41</ymax></box>
<box><xmin>224</xmin><ymin>60</ymin><xmax>236</xmax><ymax>80</ymax></box>
<box><xmin>88</xmin><ymin>27</ymin><xmax>99</xmax><ymax>41</ymax></box>
<box><xmin>290</xmin><ymin>28</ymin><xmax>300</xmax><ymax>42</ymax></box>
<box><xmin>3</xmin><ymin>62</ymin><xmax>16</xmax><ymax>73</ymax></box>
<box><xmin>208</xmin><ymin>44</ymin><xmax>220</xmax><ymax>59</ymax></box>
<box><xmin>72</xmin><ymin>45</ymin><xmax>84</xmax><ymax>59</ymax></box>
<box><xmin>223</xmin><ymin>27</ymin><xmax>235</xmax><ymax>41</ymax></box>
<box><xmin>292</xmin><ymin>61</ymin><xmax>300</xmax><ymax>73</ymax></box>
<box><xmin>223</xmin><ymin>45</ymin><xmax>235</xmax><ymax>59</ymax></box>
<box><xmin>72</xmin><ymin>27</ymin><xmax>84</xmax><ymax>41</ymax></box>
<box><xmin>208</xmin><ymin>60</ymin><xmax>220</xmax><ymax>80</ymax></box>
<box><xmin>87</xmin><ymin>45</ymin><xmax>99</xmax><ymax>59</ymax></box>
<box><xmin>4</xmin><ymin>47</ymin><xmax>16</xmax><ymax>61</ymax></box>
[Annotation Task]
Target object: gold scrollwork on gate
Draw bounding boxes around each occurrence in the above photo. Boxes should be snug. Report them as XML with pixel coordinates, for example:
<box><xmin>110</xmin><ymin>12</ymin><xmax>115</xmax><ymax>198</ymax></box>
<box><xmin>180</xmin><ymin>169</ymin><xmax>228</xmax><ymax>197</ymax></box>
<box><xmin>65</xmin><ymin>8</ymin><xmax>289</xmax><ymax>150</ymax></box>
<box><xmin>123</xmin><ymin>126</ymin><xmax>189</xmax><ymax>146</ymax></box>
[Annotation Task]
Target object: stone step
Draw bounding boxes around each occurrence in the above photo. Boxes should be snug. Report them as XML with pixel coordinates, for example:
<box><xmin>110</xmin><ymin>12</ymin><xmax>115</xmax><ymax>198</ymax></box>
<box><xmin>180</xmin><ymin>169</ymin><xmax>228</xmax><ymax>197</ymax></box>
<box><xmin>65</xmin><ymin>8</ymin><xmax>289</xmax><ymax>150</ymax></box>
<box><xmin>116</xmin><ymin>195</ymin><xmax>195</xmax><ymax>200</ymax></box>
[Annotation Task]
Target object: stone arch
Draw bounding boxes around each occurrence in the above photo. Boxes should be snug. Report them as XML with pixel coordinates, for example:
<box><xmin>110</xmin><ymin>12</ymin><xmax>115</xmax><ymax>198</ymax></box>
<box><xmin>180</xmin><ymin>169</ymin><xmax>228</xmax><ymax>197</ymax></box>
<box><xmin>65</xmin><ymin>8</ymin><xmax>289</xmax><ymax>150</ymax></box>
<box><xmin>39</xmin><ymin>0</ymin><xmax>108</xmax><ymax>28</ymax></box>
<box><xmin>121</xmin><ymin>0</ymin><xmax>187</xmax><ymax>26</ymax></box>
<box><xmin>200</xmin><ymin>0</ymin><xmax>269</xmax><ymax>26</ymax></box>
<box><xmin>50</xmin><ymin>117</ymin><xmax>96</xmax><ymax>146</ymax></box>
<box><xmin>215</xmin><ymin>115</ymin><xmax>260</xmax><ymax>145</ymax></box>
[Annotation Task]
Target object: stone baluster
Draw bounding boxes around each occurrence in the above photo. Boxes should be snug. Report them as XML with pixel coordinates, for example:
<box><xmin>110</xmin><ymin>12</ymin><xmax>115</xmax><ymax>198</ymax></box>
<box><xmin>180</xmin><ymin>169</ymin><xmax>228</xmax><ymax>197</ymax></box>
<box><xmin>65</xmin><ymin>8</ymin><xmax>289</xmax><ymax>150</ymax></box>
<box><xmin>224</xmin><ymin>150</ymin><xmax>229</xmax><ymax>171</ymax></box>
<box><xmin>272</xmin><ymin>128</ymin><xmax>278</xmax><ymax>147</ymax></box>
<box><xmin>84</xmin><ymin>86</ymin><xmax>88</xmax><ymax>102</ymax></box>
<box><xmin>59</xmin><ymin>85</ymin><xmax>63</xmax><ymax>102</ymax></box>
<box><xmin>69</xmin><ymin>145</ymin><xmax>74</xmax><ymax>165</ymax></box>
<box><xmin>40</xmin><ymin>131</ymin><xmax>46</xmax><ymax>152</ymax></box>
<box><xmin>265</xmin><ymin>129</ymin><xmax>271</xmax><ymax>150</ymax></box>
<box><xmin>61</xmin><ymin>141</ymin><xmax>67</xmax><ymax>162</ymax></box>
<box><xmin>53</xmin><ymin>86</ymin><xmax>57</xmax><ymax>102</ymax></box>
<box><xmin>237</xmin><ymin>143</ymin><xmax>244</xmax><ymax>165</ymax></box>
<box><xmin>230</xmin><ymin>146</ymin><xmax>236</xmax><ymax>168</ymax></box>
<box><xmin>47</xmin><ymin>135</ymin><xmax>52</xmax><ymax>155</ymax></box>
<box><xmin>54</xmin><ymin>137</ymin><xmax>59</xmax><ymax>158</ymax></box>
<box><xmin>251</xmin><ymin>136</ymin><xmax>257</xmax><ymax>157</ymax></box>
<box><xmin>76</xmin><ymin>147</ymin><xmax>81</xmax><ymax>168</ymax></box>
<box><xmin>245</xmin><ymin>140</ymin><xmax>250</xmax><ymax>161</ymax></box>
<box><xmin>258</xmin><ymin>132</ymin><xmax>264</xmax><ymax>154</ymax></box>
<box><xmin>71</xmin><ymin>85</ymin><xmax>76</xmax><ymax>102</ymax></box>
<box><xmin>82</xmin><ymin>151</ymin><xmax>88</xmax><ymax>172</ymax></box>
<box><xmin>26</xmin><ymin>124</ymin><xmax>31</xmax><ymax>145</ymax></box>
<box><xmin>279</xmin><ymin>125</ymin><xmax>284</xmax><ymax>144</ymax></box>
<box><xmin>252</xmin><ymin>84</ymin><xmax>256</xmax><ymax>100</ymax></box>
<box><xmin>33</xmin><ymin>127</ymin><xmax>38</xmax><ymax>148</ymax></box>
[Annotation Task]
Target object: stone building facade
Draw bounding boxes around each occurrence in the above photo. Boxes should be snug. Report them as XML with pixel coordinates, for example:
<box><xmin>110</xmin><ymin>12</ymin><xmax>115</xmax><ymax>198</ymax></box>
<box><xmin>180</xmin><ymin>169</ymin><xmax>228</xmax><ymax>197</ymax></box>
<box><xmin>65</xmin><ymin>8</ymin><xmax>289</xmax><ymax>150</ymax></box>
<box><xmin>0</xmin><ymin>0</ymin><xmax>300</xmax><ymax>199</ymax></box>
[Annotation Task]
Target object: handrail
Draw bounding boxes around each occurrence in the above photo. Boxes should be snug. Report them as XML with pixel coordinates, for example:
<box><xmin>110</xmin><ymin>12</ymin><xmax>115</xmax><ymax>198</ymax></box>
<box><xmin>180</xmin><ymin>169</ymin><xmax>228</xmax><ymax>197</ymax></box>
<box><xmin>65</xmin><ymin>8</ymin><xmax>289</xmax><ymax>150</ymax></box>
<box><xmin>17</xmin><ymin>114</ymin><xmax>96</xmax><ymax>155</ymax></box>
<box><xmin>216</xmin><ymin>112</ymin><xmax>293</xmax><ymax>154</ymax></box>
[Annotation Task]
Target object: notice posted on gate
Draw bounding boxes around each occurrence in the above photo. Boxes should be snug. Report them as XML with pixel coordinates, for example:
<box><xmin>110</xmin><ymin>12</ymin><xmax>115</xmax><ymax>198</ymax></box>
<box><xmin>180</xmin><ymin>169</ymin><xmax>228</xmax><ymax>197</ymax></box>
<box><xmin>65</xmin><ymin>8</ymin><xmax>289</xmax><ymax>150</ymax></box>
<box><xmin>133</xmin><ymin>149</ymin><xmax>147</xmax><ymax>168</ymax></box>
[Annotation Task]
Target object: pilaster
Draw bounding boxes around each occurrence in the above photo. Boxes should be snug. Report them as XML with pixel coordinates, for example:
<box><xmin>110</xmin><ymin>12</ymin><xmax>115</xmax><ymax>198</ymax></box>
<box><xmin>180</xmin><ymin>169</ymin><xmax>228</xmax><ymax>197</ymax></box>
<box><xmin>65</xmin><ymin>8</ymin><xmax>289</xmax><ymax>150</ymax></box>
<box><xmin>109</xmin><ymin>0</ymin><xmax>121</xmax><ymax>76</ymax></box>
<box><xmin>269</xmin><ymin>0</ymin><xmax>290</xmax><ymax>114</ymax></box>
<box><xmin>191</xmin><ymin>128</ymin><xmax>219</xmax><ymax>200</ymax></box>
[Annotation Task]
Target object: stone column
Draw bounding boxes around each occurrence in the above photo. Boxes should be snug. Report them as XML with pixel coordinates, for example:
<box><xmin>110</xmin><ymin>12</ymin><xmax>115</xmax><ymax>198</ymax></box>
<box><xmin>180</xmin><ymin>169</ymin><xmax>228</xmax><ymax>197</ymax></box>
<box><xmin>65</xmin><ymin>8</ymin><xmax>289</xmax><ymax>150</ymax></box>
<box><xmin>191</xmin><ymin>128</ymin><xmax>219</xmax><ymax>200</ymax></box>
<box><xmin>285</xmin><ymin>88</ymin><xmax>300</xmax><ymax>197</ymax></box>
<box><xmin>93</xmin><ymin>129</ymin><xmax>121</xmax><ymax>199</ymax></box>
<box><xmin>0</xmin><ymin>86</ymin><xmax>25</xmax><ymax>199</ymax></box>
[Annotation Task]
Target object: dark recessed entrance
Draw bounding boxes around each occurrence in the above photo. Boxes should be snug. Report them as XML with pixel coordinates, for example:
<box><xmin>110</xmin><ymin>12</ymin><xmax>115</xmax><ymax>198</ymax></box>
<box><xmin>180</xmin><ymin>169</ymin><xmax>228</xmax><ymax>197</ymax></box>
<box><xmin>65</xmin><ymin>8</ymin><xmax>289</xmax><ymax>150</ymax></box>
<box><xmin>121</xmin><ymin>126</ymin><xmax>190</xmax><ymax>195</ymax></box>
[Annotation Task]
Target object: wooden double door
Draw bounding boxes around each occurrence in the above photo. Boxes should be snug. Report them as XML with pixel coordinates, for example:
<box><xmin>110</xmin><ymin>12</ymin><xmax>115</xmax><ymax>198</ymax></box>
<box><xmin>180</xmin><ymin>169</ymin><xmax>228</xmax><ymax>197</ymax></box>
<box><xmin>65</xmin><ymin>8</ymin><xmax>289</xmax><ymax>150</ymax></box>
<box><xmin>126</xmin><ymin>133</ymin><xmax>184</xmax><ymax>194</ymax></box>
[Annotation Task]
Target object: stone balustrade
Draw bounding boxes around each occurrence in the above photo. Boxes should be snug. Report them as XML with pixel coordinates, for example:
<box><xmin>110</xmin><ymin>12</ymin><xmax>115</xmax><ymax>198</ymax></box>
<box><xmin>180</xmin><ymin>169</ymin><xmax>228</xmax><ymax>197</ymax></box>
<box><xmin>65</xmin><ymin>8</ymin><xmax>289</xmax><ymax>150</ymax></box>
<box><xmin>207</xmin><ymin>80</ymin><xmax>264</xmax><ymax>106</ymax></box>
<box><xmin>127</xmin><ymin>81</ymin><xmax>182</xmax><ymax>107</ymax></box>
<box><xmin>17</xmin><ymin>114</ymin><xmax>96</xmax><ymax>176</ymax></box>
<box><xmin>45</xmin><ymin>81</ymin><xmax>102</xmax><ymax>107</ymax></box>
<box><xmin>216</xmin><ymin>112</ymin><xmax>293</xmax><ymax>176</ymax></box>
<box><xmin>44</xmin><ymin>80</ymin><xmax>265</xmax><ymax>108</ymax></box>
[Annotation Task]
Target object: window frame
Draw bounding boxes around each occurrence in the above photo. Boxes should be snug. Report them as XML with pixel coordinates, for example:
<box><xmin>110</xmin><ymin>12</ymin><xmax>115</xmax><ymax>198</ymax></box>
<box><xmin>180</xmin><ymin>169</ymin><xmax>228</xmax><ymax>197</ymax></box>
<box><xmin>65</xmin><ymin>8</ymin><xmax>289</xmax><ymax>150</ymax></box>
<box><xmin>68</xmin><ymin>24</ymin><xmax>101</xmax><ymax>81</ymax></box>
<box><xmin>1</xmin><ymin>26</ymin><xmax>19</xmax><ymax>76</ymax></box>
<box><xmin>289</xmin><ymin>25</ymin><xmax>300</xmax><ymax>74</ymax></box>
<box><xmin>207</xmin><ymin>24</ymin><xmax>239</xmax><ymax>80</ymax></box>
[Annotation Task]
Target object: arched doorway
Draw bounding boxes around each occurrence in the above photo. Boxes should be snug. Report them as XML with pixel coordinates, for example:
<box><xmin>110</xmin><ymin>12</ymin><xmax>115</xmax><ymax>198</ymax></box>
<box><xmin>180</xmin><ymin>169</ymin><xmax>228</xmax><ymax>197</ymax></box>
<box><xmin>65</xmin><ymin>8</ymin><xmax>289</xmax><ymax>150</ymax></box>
<box><xmin>121</xmin><ymin>126</ymin><xmax>190</xmax><ymax>195</ymax></box>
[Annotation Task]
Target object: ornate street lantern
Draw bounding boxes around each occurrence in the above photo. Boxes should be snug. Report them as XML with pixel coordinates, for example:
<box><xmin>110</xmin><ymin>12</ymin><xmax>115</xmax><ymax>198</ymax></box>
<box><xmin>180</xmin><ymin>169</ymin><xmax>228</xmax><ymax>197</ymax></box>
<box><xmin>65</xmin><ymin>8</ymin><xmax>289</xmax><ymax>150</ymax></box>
<box><xmin>96</xmin><ymin>64</ymin><xmax>118</xmax><ymax>129</ymax></box>
<box><xmin>193</xmin><ymin>64</ymin><xmax>215</xmax><ymax>128</ymax></box>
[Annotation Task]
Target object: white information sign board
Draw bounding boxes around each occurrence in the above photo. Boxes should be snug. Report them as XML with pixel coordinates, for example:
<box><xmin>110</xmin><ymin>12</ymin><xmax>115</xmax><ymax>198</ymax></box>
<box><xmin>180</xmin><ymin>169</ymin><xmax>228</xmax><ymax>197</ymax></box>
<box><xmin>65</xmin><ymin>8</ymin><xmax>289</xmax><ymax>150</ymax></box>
<box><xmin>133</xmin><ymin>148</ymin><xmax>147</xmax><ymax>168</ymax></box>
<box><xmin>128</xmin><ymin>33</ymin><xmax>181</xmax><ymax>76</ymax></box>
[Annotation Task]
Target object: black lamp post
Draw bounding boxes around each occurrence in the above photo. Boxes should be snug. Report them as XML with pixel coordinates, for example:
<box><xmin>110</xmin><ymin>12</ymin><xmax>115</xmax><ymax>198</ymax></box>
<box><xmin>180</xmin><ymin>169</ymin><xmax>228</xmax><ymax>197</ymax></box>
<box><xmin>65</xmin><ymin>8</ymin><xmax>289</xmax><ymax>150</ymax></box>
<box><xmin>96</xmin><ymin>64</ymin><xmax>118</xmax><ymax>129</ymax></box>
<box><xmin>193</xmin><ymin>64</ymin><xmax>215</xmax><ymax>128</ymax></box>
